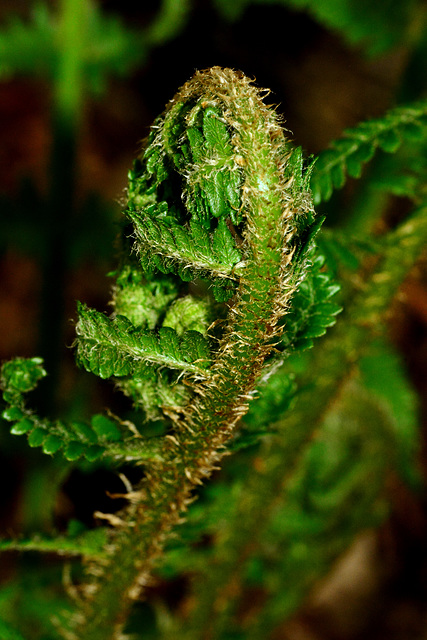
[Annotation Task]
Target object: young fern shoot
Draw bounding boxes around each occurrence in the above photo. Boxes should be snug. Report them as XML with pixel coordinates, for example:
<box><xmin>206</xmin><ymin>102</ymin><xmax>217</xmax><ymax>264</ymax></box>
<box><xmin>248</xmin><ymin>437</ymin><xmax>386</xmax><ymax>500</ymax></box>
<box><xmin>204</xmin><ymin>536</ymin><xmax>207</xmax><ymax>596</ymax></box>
<box><xmin>1</xmin><ymin>67</ymin><xmax>326</xmax><ymax>638</ymax></box>
<box><xmin>73</xmin><ymin>66</ymin><xmax>321</xmax><ymax>638</ymax></box>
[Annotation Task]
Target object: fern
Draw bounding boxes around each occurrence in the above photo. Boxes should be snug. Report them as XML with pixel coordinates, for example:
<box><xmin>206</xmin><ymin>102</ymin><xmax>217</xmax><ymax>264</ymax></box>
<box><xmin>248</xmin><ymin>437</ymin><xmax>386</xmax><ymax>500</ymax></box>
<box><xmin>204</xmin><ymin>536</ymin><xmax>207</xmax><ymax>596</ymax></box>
<box><xmin>75</xmin><ymin>302</ymin><xmax>211</xmax><ymax>378</ymax></box>
<box><xmin>1</xmin><ymin>357</ymin><xmax>161</xmax><ymax>462</ymax></box>
<box><xmin>1</xmin><ymin>61</ymin><xmax>426</xmax><ymax>640</ymax></box>
<box><xmin>66</xmin><ymin>66</ymin><xmax>325</xmax><ymax>639</ymax></box>
<box><xmin>310</xmin><ymin>99</ymin><xmax>427</xmax><ymax>204</ymax></box>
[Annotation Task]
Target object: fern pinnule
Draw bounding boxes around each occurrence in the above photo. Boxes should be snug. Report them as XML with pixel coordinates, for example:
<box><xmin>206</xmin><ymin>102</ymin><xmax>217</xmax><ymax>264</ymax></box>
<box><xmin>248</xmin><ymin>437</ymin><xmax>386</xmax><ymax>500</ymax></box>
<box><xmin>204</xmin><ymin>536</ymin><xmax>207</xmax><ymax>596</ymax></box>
<box><xmin>75</xmin><ymin>302</ymin><xmax>211</xmax><ymax>379</ymax></box>
<box><xmin>311</xmin><ymin>99</ymin><xmax>427</xmax><ymax>204</ymax></box>
<box><xmin>0</xmin><ymin>357</ymin><xmax>160</xmax><ymax>462</ymax></box>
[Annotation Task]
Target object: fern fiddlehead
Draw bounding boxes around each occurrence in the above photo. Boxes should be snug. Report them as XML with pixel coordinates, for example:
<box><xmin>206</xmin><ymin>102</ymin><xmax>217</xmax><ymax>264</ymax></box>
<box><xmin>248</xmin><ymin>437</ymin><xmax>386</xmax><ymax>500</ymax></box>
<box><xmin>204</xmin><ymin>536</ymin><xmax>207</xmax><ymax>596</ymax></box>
<box><xmin>68</xmin><ymin>67</ymin><xmax>320</xmax><ymax>638</ymax></box>
<box><xmin>0</xmin><ymin>67</ymin><xmax>325</xmax><ymax>639</ymax></box>
<box><xmin>0</xmin><ymin>52</ymin><xmax>426</xmax><ymax>638</ymax></box>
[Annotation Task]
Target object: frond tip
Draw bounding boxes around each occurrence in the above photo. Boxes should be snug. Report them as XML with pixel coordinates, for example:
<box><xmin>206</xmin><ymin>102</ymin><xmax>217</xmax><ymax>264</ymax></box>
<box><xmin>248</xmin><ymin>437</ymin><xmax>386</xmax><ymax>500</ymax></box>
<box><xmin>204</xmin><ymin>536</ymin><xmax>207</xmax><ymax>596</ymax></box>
<box><xmin>311</xmin><ymin>99</ymin><xmax>427</xmax><ymax>204</ymax></box>
<box><xmin>0</xmin><ymin>357</ymin><xmax>160</xmax><ymax>462</ymax></box>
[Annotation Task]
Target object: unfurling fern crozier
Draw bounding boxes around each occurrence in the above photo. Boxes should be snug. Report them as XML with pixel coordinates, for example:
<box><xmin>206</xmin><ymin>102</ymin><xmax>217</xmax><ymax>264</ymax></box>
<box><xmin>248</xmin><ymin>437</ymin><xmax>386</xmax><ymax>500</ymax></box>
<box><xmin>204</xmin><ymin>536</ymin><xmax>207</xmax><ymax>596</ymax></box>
<box><xmin>76</xmin><ymin>67</ymin><xmax>318</xmax><ymax>428</ymax></box>
<box><xmin>1</xmin><ymin>67</ymin><xmax>326</xmax><ymax>639</ymax></box>
<box><xmin>71</xmin><ymin>68</ymin><xmax>325</xmax><ymax>638</ymax></box>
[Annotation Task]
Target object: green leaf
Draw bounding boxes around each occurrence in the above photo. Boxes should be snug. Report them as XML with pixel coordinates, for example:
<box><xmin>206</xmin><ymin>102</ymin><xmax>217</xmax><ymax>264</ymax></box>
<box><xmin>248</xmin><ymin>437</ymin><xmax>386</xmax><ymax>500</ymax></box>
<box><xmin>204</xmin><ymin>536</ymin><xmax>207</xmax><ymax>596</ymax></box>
<box><xmin>1</xmin><ymin>357</ymin><xmax>46</xmax><ymax>395</ymax></box>
<box><xmin>91</xmin><ymin>414</ymin><xmax>122</xmax><ymax>442</ymax></box>
<box><xmin>280</xmin><ymin>247</ymin><xmax>341</xmax><ymax>352</ymax></box>
<box><xmin>84</xmin><ymin>445</ymin><xmax>105</xmax><ymax>462</ymax></box>
<box><xmin>212</xmin><ymin>218</ymin><xmax>242</xmax><ymax>266</ymax></box>
<box><xmin>10</xmin><ymin>418</ymin><xmax>34</xmax><ymax>435</ymax></box>
<box><xmin>27</xmin><ymin>428</ymin><xmax>46</xmax><ymax>447</ymax></box>
<box><xmin>75</xmin><ymin>303</ymin><xmax>212</xmax><ymax>378</ymax></box>
<box><xmin>71</xmin><ymin>420</ymin><xmax>99</xmax><ymax>444</ymax></box>
<box><xmin>42</xmin><ymin>435</ymin><xmax>63</xmax><ymax>454</ymax></box>
<box><xmin>128</xmin><ymin>210</ymin><xmax>242</xmax><ymax>290</ymax></box>
<box><xmin>64</xmin><ymin>441</ymin><xmax>86</xmax><ymax>461</ymax></box>
<box><xmin>0</xmin><ymin>355</ymin><xmax>159</xmax><ymax>462</ymax></box>
<box><xmin>2</xmin><ymin>406</ymin><xmax>24</xmax><ymax>421</ymax></box>
<box><xmin>311</xmin><ymin>99</ymin><xmax>427</xmax><ymax>203</ymax></box>
<box><xmin>181</xmin><ymin>331</ymin><xmax>212</xmax><ymax>364</ymax></box>
<box><xmin>377</xmin><ymin>128</ymin><xmax>401</xmax><ymax>153</ymax></box>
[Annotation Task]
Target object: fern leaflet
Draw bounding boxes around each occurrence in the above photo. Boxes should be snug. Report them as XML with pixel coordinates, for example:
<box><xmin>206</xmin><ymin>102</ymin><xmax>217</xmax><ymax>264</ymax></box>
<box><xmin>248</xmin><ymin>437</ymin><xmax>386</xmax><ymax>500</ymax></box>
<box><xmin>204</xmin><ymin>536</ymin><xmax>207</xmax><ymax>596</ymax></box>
<box><xmin>1</xmin><ymin>357</ymin><xmax>161</xmax><ymax>462</ymax></box>
<box><xmin>311</xmin><ymin>99</ymin><xmax>427</xmax><ymax>204</ymax></box>
<box><xmin>75</xmin><ymin>302</ymin><xmax>211</xmax><ymax>378</ymax></box>
<box><xmin>129</xmin><ymin>213</ymin><xmax>243</xmax><ymax>291</ymax></box>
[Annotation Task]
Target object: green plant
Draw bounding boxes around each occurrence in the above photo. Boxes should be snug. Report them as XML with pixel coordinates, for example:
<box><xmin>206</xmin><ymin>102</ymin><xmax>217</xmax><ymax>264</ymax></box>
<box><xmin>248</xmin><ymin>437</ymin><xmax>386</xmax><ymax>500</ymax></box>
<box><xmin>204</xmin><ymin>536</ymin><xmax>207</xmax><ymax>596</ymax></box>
<box><xmin>0</xmin><ymin>59</ymin><xmax>426</xmax><ymax>639</ymax></box>
<box><xmin>1</xmin><ymin>2</ymin><xmax>427</xmax><ymax>638</ymax></box>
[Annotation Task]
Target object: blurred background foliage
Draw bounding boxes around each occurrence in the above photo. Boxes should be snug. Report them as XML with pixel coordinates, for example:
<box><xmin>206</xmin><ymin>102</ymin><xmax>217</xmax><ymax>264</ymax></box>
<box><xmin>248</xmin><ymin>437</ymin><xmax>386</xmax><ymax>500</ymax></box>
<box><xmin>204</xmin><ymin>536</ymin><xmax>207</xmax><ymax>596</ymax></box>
<box><xmin>0</xmin><ymin>1</ymin><xmax>427</xmax><ymax>639</ymax></box>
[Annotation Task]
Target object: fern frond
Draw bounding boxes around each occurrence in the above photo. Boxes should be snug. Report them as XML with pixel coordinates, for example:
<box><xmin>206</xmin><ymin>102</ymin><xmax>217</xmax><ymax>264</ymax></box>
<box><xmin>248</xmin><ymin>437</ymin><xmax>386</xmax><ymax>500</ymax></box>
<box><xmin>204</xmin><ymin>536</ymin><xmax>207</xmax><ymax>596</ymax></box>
<box><xmin>0</xmin><ymin>358</ymin><xmax>161</xmax><ymax>462</ymax></box>
<box><xmin>311</xmin><ymin>99</ymin><xmax>427</xmax><ymax>204</ymax></box>
<box><xmin>280</xmin><ymin>250</ymin><xmax>341</xmax><ymax>351</ymax></box>
<box><xmin>112</xmin><ymin>293</ymin><xmax>217</xmax><ymax>419</ymax></box>
<box><xmin>75</xmin><ymin>302</ymin><xmax>211</xmax><ymax>378</ymax></box>
<box><xmin>76</xmin><ymin>293</ymin><xmax>213</xmax><ymax>419</ymax></box>
<box><xmin>0</xmin><ymin>528</ymin><xmax>108</xmax><ymax>559</ymax></box>
<box><xmin>128</xmin><ymin>213</ymin><xmax>243</xmax><ymax>296</ymax></box>
<box><xmin>316</xmin><ymin>228</ymin><xmax>377</xmax><ymax>275</ymax></box>
<box><xmin>366</xmin><ymin>139</ymin><xmax>427</xmax><ymax>202</ymax></box>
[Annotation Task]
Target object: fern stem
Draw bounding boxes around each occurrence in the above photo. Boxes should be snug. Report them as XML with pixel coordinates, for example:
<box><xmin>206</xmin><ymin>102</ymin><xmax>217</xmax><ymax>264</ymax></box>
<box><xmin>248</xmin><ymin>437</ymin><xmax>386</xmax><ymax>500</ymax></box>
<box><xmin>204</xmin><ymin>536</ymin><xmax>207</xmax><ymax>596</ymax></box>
<box><xmin>55</xmin><ymin>0</ymin><xmax>86</xmax><ymax>128</ymax></box>
<box><xmin>37</xmin><ymin>0</ymin><xmax>88</xmax><ymax>412</ymax></box>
